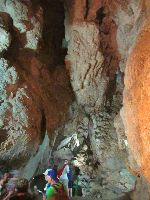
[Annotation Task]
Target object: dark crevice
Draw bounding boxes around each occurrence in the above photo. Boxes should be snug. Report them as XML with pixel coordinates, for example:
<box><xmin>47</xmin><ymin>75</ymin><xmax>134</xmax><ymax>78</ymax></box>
<box><xmin>105</xmin><ymin>76</ymin><xmax>117</xmax><ymax>109</ymax></box>
<box><xmin>40</xmin><ymin>0</ymin><xmax>67</xmax><ymax>67</ymax></box>
<box><xmin>0</xmin><ymin>130</ymin><xmax>8</xmax><ymax>144</ymax></box>
<box><xmin>4</xmin><ymin>1</ymin><xmax>67</xmax><ymax>68</ymax></box>
<box><xmin>95</xmin><ymin>6</ymin><xmax>120</xmax><ymax>113</ymax></box>
<box><xmin>40</xmin><ymin>110</ymin><xmax>46</xmax><ymax>143</ymax></box>
<box><xmin>96</xmin><ymin>7</ymin><xmax>106</xmax><ymax>24</ymax></box>
<box><xmin>84</xmin><ymin>0</ymin><xmax>90</xmax><ymax>19</ymax></box>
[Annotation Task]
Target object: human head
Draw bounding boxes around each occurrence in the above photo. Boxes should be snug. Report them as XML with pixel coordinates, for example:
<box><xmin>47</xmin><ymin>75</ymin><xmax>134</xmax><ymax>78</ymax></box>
<box><xmin>16</xmin><ymin>178</ymin><xmax>29</xmax><ymax>193</ymax></box>
<box><xmin>71</xmin><ymin>159</ymin><xmax>78</xmax><ymax>166</ymax></box>
<box><xmin>43</xmin><ymin>169</ymin><xmax>59</xmax><ymax>184</ymax></box>
<box><xmin>3</xmin><ymin>173</ymin><xmax>10</xmax><ymax>182</ymax></box>
<box><xmin>64</xmin><ymin>159</ymin><xmax>68</xmax><ymax>165</ymax></box>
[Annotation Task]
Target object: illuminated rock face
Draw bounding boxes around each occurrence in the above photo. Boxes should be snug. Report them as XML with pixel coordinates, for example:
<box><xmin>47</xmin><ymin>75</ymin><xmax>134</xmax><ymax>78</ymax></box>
<box><xmin>123</xmin><ymin>23</ymin><xmax>150</xmax><ymax>181</ymax></box>
<box><xmin>0</xmin><ymin>0</ymin><xmax>43</xmax><ymax>50</ymax></box>
<box><xmin>0</xmin><ymin>13</ymin><xmax>12</xmax><ymax>54</ymax></box>
<box><xmin>65</xmin><ymin>0</ymin><xmax>120</xmax><ymax>113</ymax></box>
<box><xmin>0</xmin><ymin>58</ymin><xmax>30</xmax><ymax>162</ymax></box>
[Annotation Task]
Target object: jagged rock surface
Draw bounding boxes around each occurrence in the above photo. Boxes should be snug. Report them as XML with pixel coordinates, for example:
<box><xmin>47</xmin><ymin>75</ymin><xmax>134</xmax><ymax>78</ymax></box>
<box><xmin>0</xmin><ymin>0</ymin><xmax>73</xmax><ymax>168</ymax></box>
<box><xmin>0</xmin><ymin>0</ymin><xmax>150</xmax><ymax>199</ymax></box>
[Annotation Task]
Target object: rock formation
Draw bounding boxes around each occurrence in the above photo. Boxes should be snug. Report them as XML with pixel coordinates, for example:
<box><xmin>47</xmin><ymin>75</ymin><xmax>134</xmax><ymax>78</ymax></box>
<box><xmin>0</xmin><ymin>0</ymin><xmax>73</xmax><ymax>169</ymax></box>
<box><xmin>123</xmin><ymin>0</ymin><xmax>150</xmax><ymax>182</ymax></box>
<box><xmin>0</xmin><ymin>0</ymin><xmax>150</xmax><ymax>199</ymax></box>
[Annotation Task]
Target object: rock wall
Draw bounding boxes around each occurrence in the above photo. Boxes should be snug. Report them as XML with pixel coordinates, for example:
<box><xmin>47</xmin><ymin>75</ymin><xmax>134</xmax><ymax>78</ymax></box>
<box><xmin>123</xmin><ymin>0</ymin><xmax>150</xmax><ymax>182</ymax></box>
<box><xmin>64</xmin><ymin>0</ymin><xmax>120</xmax><ymax>113</ymax></box>
<box><xmin>0</xmin><ymin>0</ymin><xmax>150</xmax><ymax>199</ymax></box>
<box><xmin>49</xmin><ymin>1</ymin><xmax>144</xmax><ymax>199</ymax></box>
<box><xmin>0</xmin><ymin>0</ymin><xmax>73</xmax><ymax>169</ymax></box>
<box><xmin>54</xmin><ymin>0</ymin><xmax>149</xmax><ymax>199</ymax></box>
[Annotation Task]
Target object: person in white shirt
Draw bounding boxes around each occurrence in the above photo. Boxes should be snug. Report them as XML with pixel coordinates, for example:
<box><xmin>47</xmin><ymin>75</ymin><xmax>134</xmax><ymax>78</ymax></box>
<box><xmin>59</xmin><ymin>159</ymin><xmax>69</xmax><ymax>196</ymax></box>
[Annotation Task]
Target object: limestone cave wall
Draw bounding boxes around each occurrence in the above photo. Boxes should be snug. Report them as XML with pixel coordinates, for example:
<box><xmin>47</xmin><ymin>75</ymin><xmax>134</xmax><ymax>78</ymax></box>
<box><xmin>0</xmin><ymin>0</ymin><xmax>150</xmax><ymax>199</ymax></box>
<box><xmin>0</xmin><ymin>0</ymin><xmax>73</xmax><ymax>168</ymax></box>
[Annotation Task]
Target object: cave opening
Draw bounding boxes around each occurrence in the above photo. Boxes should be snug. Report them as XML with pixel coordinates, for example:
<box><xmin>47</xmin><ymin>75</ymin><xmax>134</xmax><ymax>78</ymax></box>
<box><xmin>40</xmin><ymin>110</ymin><xmax>46</xmax><ymax>143</ymax></box>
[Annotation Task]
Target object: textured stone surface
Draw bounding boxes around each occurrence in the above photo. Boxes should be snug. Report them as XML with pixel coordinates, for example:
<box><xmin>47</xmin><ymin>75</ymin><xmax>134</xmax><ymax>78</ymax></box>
<box><xmin>65</xmin><ymin>0</ymin><xmax>120</xmax><ymax>113</ymax></box>
<box><xmin>0</xmin><ymin>0</ymin><xmax>73</xmax><ymax>168</ymax></box>
<box><xmin>0</xmin><ymin>0</ymin><xmax>43</xmax><ymax>50</ymax></box>
<box><xmin>0</xmin><ymin>0</ymin><xmax>150</xmax><ymax>199</ymax></box>
<box><xmin>63</xmin><ymin>0</ymin><xmax>150</xmax><ymax>198</ymax></box>
<box><xmin>0</xmin><ymin>58</ymin><xmax>72</xmax><ymax>166</ymax></box>
<box><xmin>115</xmin><ymin>0</ymin><xmax>142</xmax><ymax>72</ymax></box>
<box><xmin>51</xmin><ymin>103</ymin><xmax>136</xmax><ymax>199</ymax></box>
<box><xmin>0</xmin><ymin>58</ymin><xmax>30</xmax><ymax>161</ymax></box>
<box><xmin>123</xmin><ymin>22</ymin><xmax>150</xmax><ymax>181</ymax></box>
<box><xmin>0</xmin><ymin>13</ymin><xmax>12</xmax><ymax>54</ymax></box>
<box><xmin>65</xmin><ymin>22</ymin><xmax>106</xmax><ymax>113</ymax></box>
<box><xmin>114</xmin><ymin>113</ymin><xmax>127</xmax><ymax>150</ymax></box>
<box><xmin>0</xmin><ymin>27</ymin><xmax>11</xmax><ymax>53</ymax></box>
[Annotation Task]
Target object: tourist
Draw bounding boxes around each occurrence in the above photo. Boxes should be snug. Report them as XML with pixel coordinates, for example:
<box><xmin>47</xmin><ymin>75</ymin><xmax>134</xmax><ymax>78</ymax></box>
<box><xmin>43</xmin><ymin>163</ymin><xmax>58</xmax><ymax>194</ymax></box>
<box><xmin>8</xmin><ymin>178</ymin><xmax>34</xmax><ymax>200</ymax></box>
<box><xmin>0</xmin><ymin>173</ymin><xmax>10</xmax><ymax>199</ymax></box>
<box><xmin>43</xmin><ymin>169</ymin><xmax>69</xmax><ymax>200</ymax></box>
<box><xmin>67</xmin><ymin>160</ymin><xmax>74</xmax><ymax>198</ymax></box>
<box><xmin>59</xmin><ymin>159</ymin><xmax>69</xmax><ymax>196</ymax></box>
<box><xmin>43</xmin><ymin>170</ymin><xmax>51</xmax><ymax>192</ymax></box>
<box><xmin>72</xmin><ymin>160</ymin><xmax>82</xmax><ymax>197</ymax></box>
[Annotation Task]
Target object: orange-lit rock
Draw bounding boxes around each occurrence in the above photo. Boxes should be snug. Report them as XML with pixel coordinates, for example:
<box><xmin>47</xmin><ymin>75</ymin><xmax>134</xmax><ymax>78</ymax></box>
<box><xmin>123</xmin><ymin>23</ymin><xmax>150</xmax><ymax>181</ymax></box>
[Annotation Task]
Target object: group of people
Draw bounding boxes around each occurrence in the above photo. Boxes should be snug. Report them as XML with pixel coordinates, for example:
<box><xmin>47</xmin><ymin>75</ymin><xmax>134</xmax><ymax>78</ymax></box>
<box><xmin>43</xmin><ymin>159</ymin><xmax>81</xmax><ymax>200</ymax></box>
<box><xmin>0</xmin><ymin>172</ymin><xmax>33</xmax><ymax>200</ymax></box>
<box><xmin>0</xmin><ymin>159</ymin><xmax>82</xmax><ymax>200</ymax></box>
